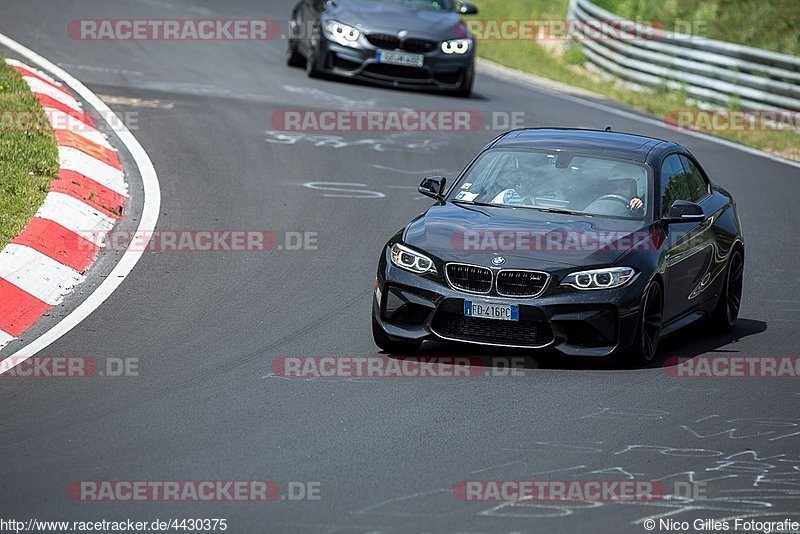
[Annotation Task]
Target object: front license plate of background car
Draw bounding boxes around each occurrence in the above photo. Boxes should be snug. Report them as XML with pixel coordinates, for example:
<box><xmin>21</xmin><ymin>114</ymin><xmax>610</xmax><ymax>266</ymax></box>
<box><xmin>376</xmin><ymin>49</ymin><xmax>424</xmax><ymax>68</ymax></box>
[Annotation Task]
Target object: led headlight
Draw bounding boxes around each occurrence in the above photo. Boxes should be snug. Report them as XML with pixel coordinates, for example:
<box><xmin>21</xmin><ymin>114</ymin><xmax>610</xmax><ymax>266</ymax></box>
<box><xmin>324</xmin><ymin>20</ymin><xmax>361</xmax><ymax>47</ymax></box>
<box><xmin>390</xmin><ymin>243</ymin><xmax>437</xmax><ymax>274</ymax></box>
<box><xmin>561</xmin><ymin>267</ymin><xmax>637</xmax><ymax>290</ymax></box>
<box><xmin>441</xmin><ymin>39</ymin><xmax>472</xmax><ymax>54</ymax></box>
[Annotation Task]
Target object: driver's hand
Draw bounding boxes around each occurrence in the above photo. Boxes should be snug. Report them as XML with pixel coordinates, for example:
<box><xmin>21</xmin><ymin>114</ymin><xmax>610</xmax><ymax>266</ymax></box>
<box><xmin>629</xmin><ymin>197</ymin><xmax>643</xmax><ymax>211</ymax></box>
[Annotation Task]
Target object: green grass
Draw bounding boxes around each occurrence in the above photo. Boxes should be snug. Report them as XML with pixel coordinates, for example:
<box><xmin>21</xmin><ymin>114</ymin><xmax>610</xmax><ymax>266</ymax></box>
<box><xmin>594</xmin><ymin>0</ymin><xmax>800</xmax><ymax>56</ymax></box>
<box><xmin>471</xmin><ymin>0</ymin><xmax>800</xmax><ymax>161</ymax></box>
<box><xmin>0</xmin><ymin>58</ymin><xmax>58</xmax><ymax>249</ymax></box>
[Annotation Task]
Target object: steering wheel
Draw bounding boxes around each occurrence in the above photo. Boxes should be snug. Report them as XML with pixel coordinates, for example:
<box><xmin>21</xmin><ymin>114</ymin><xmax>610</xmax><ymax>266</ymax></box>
<box><xmin>593</xmin><ymin>194</ymin><xmax>630</xmax><ymax>207</ymax></box>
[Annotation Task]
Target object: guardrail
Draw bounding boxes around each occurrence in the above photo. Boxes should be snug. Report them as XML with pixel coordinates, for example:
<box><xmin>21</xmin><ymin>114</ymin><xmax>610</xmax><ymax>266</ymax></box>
<box><xmin>566</xmin><ymin>0</ymin><xmax>800</xmax><ymax>112</ymax></box>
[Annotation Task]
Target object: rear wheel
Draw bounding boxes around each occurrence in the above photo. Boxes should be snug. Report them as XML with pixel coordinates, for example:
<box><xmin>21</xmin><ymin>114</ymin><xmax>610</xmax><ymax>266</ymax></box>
<box><xmin>625</xmin><ymin>281</ymin><xmax>664</xmax><ymax>366</ymax></box>
<box><xmin>710</xmin><ymin>248</ymin><xmax>743</xmax><ymax>331</ymax></box>
<box><xmin>372</xmin><ymin>316</ymin><xmax>422</xmax><ymax>354</ymax></box>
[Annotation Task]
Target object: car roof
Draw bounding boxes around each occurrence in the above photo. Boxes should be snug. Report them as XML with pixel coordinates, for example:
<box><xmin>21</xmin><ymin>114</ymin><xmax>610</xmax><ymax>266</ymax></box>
<box><xmin>490</xmin><ymin>128</ymin><xmax>682</xmax><ymax>164</ymax></box>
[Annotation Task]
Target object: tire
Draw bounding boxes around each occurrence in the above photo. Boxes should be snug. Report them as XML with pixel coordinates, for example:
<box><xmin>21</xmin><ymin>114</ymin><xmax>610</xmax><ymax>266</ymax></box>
<box><xmin>624</xmin><ymin>281</ymin><xmax>664</xmax><ymax>366</ymax></box>
<box><xmin>286</xmin><ymin>40</ymin><xmax>304</xmax><ymax>68</ymax></box>
<box><xmin>709</xmin><ymin>248</ymin><xmax>743</xmax><ymax>332</ymax></box>
<box><xmin>372</xmin><ymin>316</ymin><xmax>422</xmax><ymax>354</ymax></box>
<box><xmin>451</xmin><ymin>72</ymin><xmax>473</xmax><ymax>98</ymax></box>
<box><xmin>305</xmin><ymin>47</ymin><xmax>321</xmax><ymax>78</ymax></box>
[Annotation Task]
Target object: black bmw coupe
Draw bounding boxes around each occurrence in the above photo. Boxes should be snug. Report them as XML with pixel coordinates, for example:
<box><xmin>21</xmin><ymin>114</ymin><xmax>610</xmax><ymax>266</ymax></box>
<box><xmin>287</xmin><ymin>0</ymin><xmax>478</xmax><ymax>96</ymax></box>
<box><xmin>372</xmin><ymin>129</ymin><xmax>745</xmax><ymax>365</ymax></box>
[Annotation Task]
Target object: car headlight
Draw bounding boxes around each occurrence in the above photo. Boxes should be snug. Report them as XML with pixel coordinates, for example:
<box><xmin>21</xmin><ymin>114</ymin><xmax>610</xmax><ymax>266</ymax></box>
<box><xmin>561</xmin><ymin>267</ymin><xmax>637</xmax><ymax>290</ymax></box>
<box><xmin>390</xmin><ymin>243</ymin><xmax>437</xmax><ymax>275</ymax></box>
<box><xmin>324</xmin><ymin>20</ymin><xmax>360</xmax><ymax>47</ymax></box>
<box><xmin>441</xmin><ymin>39</ymin><xmax>472</xmax><ymax>54</ymax></box>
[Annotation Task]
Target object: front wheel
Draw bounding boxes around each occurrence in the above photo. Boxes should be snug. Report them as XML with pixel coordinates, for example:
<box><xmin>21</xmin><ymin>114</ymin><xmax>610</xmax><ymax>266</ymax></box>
<box><xmin>286</xmin><ymin>40</ymin><xmax>304</xmax><ymax>67</ymax></box>
<box><xmin>451</xmin><ymin>71</ymin><xmax>473</xmax><ymax>98</ymax></box>
<box><xmin>305</xmin><ymin>47</ymin><xmax>321</xmax><ymax>78</ymax></box>
<box><xmin>624</xmin><ymin>281</ymin><xmax>664</xmax><ymax>366</ymax></box>
<box><xmin>372</xmin><ymin>317</ymin><xmax>422</xmax><ymax>354</ymax></box>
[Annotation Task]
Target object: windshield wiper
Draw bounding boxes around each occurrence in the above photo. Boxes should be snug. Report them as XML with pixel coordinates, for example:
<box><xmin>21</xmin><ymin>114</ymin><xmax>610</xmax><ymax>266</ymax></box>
<box><xmin>453</xmin><ymin>201</ymin><xmax>590</xmax><ymax>216</ymax></box>
<box><xmin>452</xmin><ymin>200</ymin><xmax>508</xmax><ymax>208</ymax></box>
<box><xmin>525</xmin><ymin>206</ymin><xmax>591</xmax><ymax>217</ymax></box>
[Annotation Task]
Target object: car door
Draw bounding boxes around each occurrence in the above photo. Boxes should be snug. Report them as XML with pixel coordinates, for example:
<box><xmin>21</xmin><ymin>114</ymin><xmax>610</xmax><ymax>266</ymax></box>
<box><xmin>660</xmin><ymin>153</ymin><xmax>714</xmax><ymax>322</ymax></box>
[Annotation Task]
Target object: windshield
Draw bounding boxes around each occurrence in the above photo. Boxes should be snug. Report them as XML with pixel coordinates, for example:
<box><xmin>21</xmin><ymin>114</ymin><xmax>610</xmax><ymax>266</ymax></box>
<box><xmin>449</xmin><ymin>149</ymin><xmax>652</xmax><ymax>220</ymax></box>
<box><xmin>372</xmin><ymin>0</ymin><xmax>455</xmax><ymax>11</ymax></box>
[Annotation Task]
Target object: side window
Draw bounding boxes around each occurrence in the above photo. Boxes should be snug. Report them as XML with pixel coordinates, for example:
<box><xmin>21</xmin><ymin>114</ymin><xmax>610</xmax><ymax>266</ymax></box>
<box><xmin>679</xmin><ymin>156</ymin><xmax>709</xmax><ymax>201</ymax></box>
<box><xmin>660</xmin><ymin>154</ymin><xmax>689</xmax><ymax>214</ymax></box>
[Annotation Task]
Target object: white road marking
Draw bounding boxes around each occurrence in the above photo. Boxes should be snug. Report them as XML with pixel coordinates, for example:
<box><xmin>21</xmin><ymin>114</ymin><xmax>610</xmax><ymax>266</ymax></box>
<box><xmin>59</xmin><ymin>146</ymin><xmax>128</xmax><ymax>196</ymax></box>
<box><xmin>0</xmin><ymin>33</ymin><xmax>161</xmax><ymax>373</ymax></box>
<box><xmin>35</xmin><ymin>192</ymin><xmax>117</xmax><ymax>235</ymax></box>
<box><xmin>371</xmin><ymin>164</ymin><xmax>448</xmax><ymax>175</ymax></box>
<box><xmin>0</xmin><ymin>330</ymin><xmax>14</xmax><ymax>351</ymax></box>
<box><xmin>0</xmin><ymin>244</ymin><xmax>85</xmax><ymax>306</ymax></box>
<box><xmin>302</xmin><ymin>181</ymin><xmax>386</xmax><ymax>199</ymax></box>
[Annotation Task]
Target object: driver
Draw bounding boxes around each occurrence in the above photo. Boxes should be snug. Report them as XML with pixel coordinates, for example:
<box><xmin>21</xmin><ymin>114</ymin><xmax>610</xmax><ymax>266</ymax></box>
<box><xmin>605</xmin><ymin>163</ymin><xmax>645</xmax><ymax>214</ymax></box>
<box><xmin>611</xmin><ymin>179</ymin><xmax>644</xmax><ymax>213</ymax></box>
<box><xmin>490</xmin><ymin>167</ymin><xmax>566</xmax><ymax>205</ymax></box>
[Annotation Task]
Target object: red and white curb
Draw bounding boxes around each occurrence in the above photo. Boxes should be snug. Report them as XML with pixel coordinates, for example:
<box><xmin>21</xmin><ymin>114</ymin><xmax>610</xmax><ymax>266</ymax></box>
<box><xmin>0</xmin><ymin>58</ymin><xmax>128</xmax><ymax>350</ymax></box>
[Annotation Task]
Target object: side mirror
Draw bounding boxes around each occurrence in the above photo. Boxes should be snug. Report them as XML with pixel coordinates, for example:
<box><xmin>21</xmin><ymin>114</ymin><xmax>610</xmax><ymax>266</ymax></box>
<box><xmin>458</xmin><ymin>2</ymin><xmax>478</xmax><ymax>15</ymax></box>
<box><xmin>664</xmin><ymin>200</ymin><xmax>705</xmax><ymax>224</ymax></box>
<box><xmin>419</xmin><ymin>176</ymin><xmax>447</xmax><ymax>203</ymax></box>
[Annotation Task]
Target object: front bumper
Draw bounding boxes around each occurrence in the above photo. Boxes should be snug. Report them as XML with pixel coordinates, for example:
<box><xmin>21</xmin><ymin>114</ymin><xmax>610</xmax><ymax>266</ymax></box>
<box><xmin>315</xmin><ymin>38</ymin><xmax>474</xmax><ymax>91</ymax></box>
<box><xmin>373</xmin><ymin>260</ymin><xmax>646</xmax><ymax>357</ymax></box>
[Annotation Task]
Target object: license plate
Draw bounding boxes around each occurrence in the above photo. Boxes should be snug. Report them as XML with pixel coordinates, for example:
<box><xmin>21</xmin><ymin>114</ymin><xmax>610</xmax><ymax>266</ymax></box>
<box><xmin>376</xmin><ymin>49</ymin><xmax>424</xmax><ymax>68</ymax></box>
<box><xmin>464</xmin><ymin>300</ymin><xmax>519</xmax><ymax>322</ymax></box>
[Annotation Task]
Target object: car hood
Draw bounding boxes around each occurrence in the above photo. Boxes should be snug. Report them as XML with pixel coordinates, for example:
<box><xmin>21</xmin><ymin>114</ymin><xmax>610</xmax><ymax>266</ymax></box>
<box><xmin>403</xmin><ymin>202</ymin><xmax>657</xmax><ymax>269</ymax></box>
<box><xmin>327</xmin><ymin>0</ymin><xmax>463</xmax><ymax>39</ymax></box>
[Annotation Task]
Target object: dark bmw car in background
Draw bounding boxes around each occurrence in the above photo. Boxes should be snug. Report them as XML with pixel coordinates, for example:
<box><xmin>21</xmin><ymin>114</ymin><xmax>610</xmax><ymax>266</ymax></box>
<box><xmin>287</xmin><ymin>0</ymin><xmax>478</xmax><ymax>96</ymax></box>
<box><xmin>372</xmin><ymin>129</ymin><xmax>745</xmax><ymax>365</ymax></box>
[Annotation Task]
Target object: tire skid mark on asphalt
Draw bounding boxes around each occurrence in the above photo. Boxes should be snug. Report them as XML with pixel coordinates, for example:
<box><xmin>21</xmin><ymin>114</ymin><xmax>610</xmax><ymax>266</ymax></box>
<box><xmin>56</xmin><ymin>62</ymin><xmax>145</xmax><ymax>77</ymax></box>
<box><xmin>265</xmin><ymin>130</ymin><xmax>449</xmax><ymax>153</ymax></box>
<box><xmin>282</xmin><ymin>84</ymin><xmax>384</xmax><ymax>109</ymax></box>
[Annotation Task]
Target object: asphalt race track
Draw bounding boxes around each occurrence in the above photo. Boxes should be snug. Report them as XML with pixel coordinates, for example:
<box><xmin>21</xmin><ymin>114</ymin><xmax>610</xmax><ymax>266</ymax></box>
<box><xmin>1</xmin><ymin>1</ymin><xmax>799</xmax><ymax>532</ymax></box>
